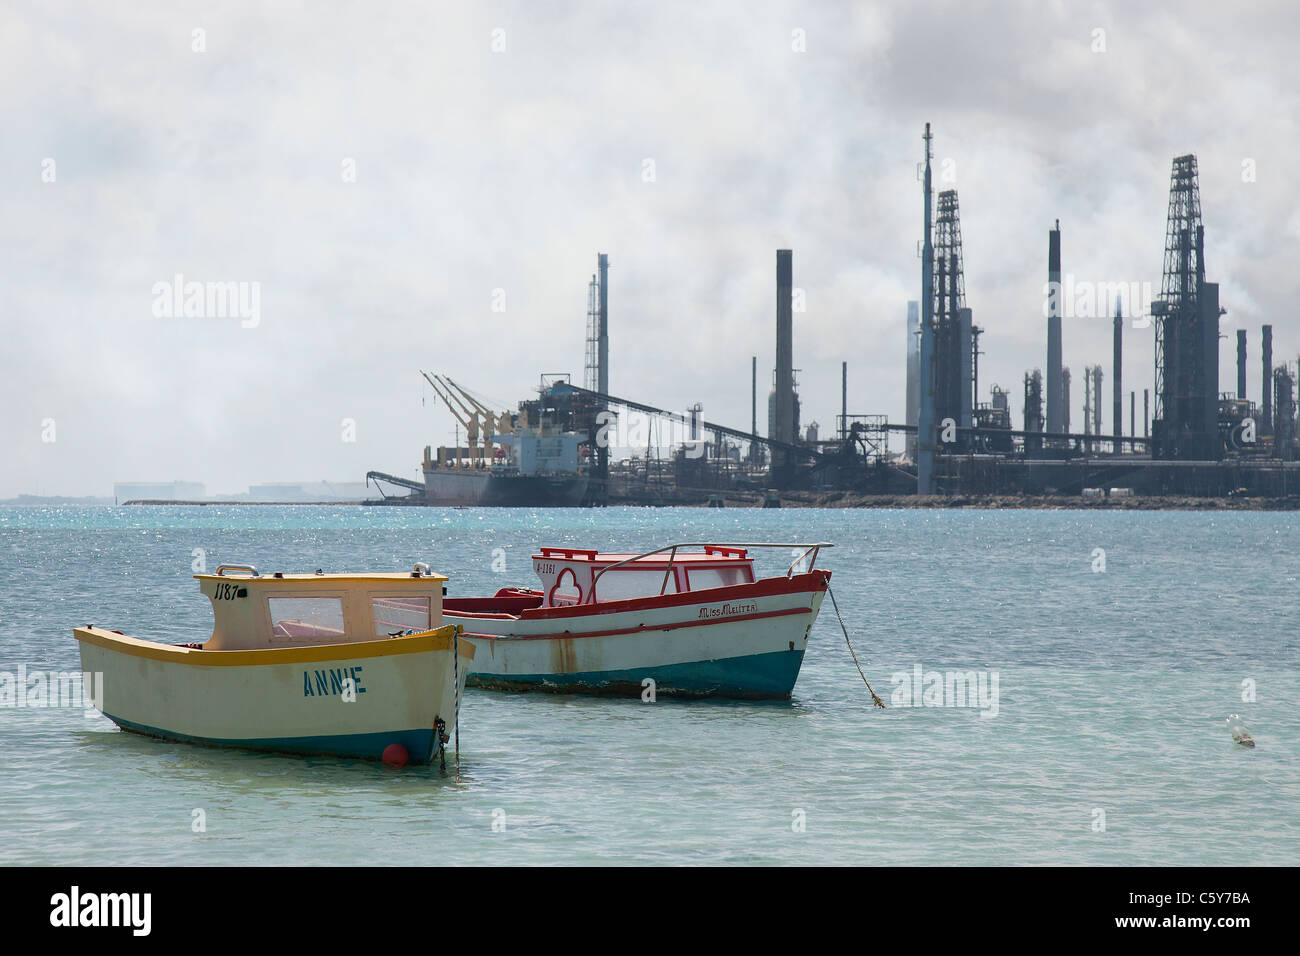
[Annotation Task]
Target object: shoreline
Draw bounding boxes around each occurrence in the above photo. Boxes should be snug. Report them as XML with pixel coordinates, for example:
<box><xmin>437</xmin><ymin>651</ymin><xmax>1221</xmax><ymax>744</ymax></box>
<box><xmin>759</xmin><ymin>492</ymin><xmax>1300</xmax><ymax>510</ymax></box>
<box><xmin>86</xmin><ymin>494</ymin><xmax>1300</xmax><ymax>511</ymax></box>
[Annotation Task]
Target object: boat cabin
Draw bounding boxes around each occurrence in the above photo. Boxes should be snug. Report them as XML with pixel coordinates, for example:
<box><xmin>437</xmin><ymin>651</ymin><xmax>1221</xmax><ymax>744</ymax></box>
<box><xmin>530</xmin><ymin>546</ymin><xmax>757</xmax><ymax>607</ymax></box>
<box><xmin>195</xmin><ymin>564</ymin><xmax>447</xmax><ymax>650</ymax></box>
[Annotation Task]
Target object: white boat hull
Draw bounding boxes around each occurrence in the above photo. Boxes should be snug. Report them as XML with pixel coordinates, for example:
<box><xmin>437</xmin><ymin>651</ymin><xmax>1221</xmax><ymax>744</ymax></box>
<box><xmin>75</xmin><ymin>625</ymin><xmax>473</xmax><ymax>763</ymax></box>
<box><xmin>450</xmin><ymin>571</ymin><xmax>829</xmax><ymax>699</ymax></box>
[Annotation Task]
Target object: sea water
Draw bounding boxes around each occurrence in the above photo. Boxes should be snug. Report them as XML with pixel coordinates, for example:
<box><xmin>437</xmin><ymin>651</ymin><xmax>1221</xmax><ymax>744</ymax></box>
<box><xmin>0</xmin><ymin>505</ymin><xmax>1296</xmax><ymax>865</ymax></box>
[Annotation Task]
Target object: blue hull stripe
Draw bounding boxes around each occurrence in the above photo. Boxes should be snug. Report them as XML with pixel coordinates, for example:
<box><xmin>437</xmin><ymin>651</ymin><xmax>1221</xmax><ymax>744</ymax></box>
<box><xmin>104</xmin><ymin>715</ymin><xmax>438</xmax><ymax>764</ymax></box>
<box><xmin>467</xmin><ymin>648</ymin><xmax>806</xmax><ymax>700</ymax></box>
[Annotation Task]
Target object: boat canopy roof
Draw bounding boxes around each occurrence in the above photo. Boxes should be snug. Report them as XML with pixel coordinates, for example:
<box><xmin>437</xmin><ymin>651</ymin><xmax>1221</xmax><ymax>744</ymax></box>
<box><xmin>195</xmin><ymin>568</ymin><xmax>449</xmax><ymax>585</ymax></box>
<box><xmin>529</xmin><ymin>543</ymin><xmax>830</xmax><ymax>608</ymax></box>
<box><xmin>534</xmin><ymin>545</ymin><xmax>752</xmax><ymax>564</ymax></box>
<box><xmin>195</xmin><ymin>564</ymin><xmax>446</xmax><ymax>651</ymax></box>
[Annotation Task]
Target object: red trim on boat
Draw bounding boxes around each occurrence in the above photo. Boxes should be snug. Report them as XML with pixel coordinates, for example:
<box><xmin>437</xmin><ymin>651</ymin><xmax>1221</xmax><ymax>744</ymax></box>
<box><xmin>517</xmin><ymin>569</ymin><xmax>830</xmax><ymax>620</ymax></box>
<box><xmin>459</xmin><ymin>605</ymin><xmax>814</xmax><ymax>642</ymax></box>
<box><xmin>444</xmin><ymin>594</ymin><xmax>543</xmax><ymax>614</ymax></box>
<box><xmin>534</xmin><ymin>547</ymin><xmax>751</xmax><ymax>564</ymax></box>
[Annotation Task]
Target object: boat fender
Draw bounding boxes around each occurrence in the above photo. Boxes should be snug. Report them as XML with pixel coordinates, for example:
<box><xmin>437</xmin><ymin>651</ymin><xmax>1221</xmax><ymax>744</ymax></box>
<box><xmin>382</xmin><ymin>743</ymin><xmax>409</xmax><ymax>768</ymax></box>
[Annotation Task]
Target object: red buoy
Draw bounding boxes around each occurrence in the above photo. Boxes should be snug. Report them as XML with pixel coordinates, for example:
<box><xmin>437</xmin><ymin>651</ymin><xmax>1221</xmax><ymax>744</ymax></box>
<box><xmin>382</xmin><ymin>743</ymin><xmax>409</xmax><ymax>768</ymax></box>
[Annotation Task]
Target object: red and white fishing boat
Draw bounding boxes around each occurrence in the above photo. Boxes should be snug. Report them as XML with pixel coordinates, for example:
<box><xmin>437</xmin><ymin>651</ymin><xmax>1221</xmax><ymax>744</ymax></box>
<box><xmin>445</xmin><ymin>543</ymin><xmax>831</xmax><ymax>700</ymax></box>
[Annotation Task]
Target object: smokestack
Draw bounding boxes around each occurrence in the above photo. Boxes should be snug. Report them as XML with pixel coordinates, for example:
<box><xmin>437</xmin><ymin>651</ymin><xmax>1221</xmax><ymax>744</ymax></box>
<box><xmin>1083</xmin><ymin>371</ymin><xmax>1091</xmax><ymax>437</ymax></box>
<box><xmin>1200</xmin><ymin>281</ymin><xmax>1220</xmax><ymax>457</ymax></box>
<box><xmin>1237</xmin><ymin>330</ymin><xmax>1247</xmax><ymax>399</ymax></box>
<box><xmin>959</xmin><ymin>307</ymin><xmax>974</xmax><ymax>429</ymax></box>
<box><xmin>1113</xmin><ymin>300</ymin><xmax>1123</xmax><ymax>449</ymax></box>
<box><xmin>841</xmin><ymin>361</ymin><xmax>847</xmax><ymax>440</ymax></box>
<box><xmin>905</xmin><ymin>301</ymin><xmax>919</xmax><ymax>459</ymax></box>
<box><xmin>751</xmin><ymin>355</ymin><xmax>757</xmax><ymax>437</ymax></box>
<box><xmin>917</xmin><ymin>124</ymin><xmax>936</xmax><ymax>492</ymax></box>
<box><xmin>1263</xmin><ymin>324</ymin><xmax>1274</xmax><ymax>435</ymax></box>
<box><xmin>1093</xmin><ymin>366</ymin><xmax>1103</xmax><ymax>438</ymax></box>
<box><xmin>773</xmin><ymin>250</ymin><xmax>795</xmax><ymax>462</ymax></box>
<box><xmin>597</xmin><ymin>254</ymin><xmax>609</xmax><ymax>395</ymax></box>
<box><xmin>596</xmin><ymin>252</ymin><xmax>610</xmax><ymax>484</ymax></box>
<box><xmin>1062</xmin><ymin>367</ymin><xmax>1071</xmax><ymax>434</ymax></box>
<box><xmin>1144</xmin><ymin>388</ymin><xmax>1149</xmax><ymax>438</ymax></box>
<box><xmin>1130</xmin><ymin>390</ymin><xmax>1135</xmax><ymax>441</ymax></box>
<box><xmin>1046</xmin><ymin>220</ymin><xmax>1063</xmax><ymax>435</ymax></box>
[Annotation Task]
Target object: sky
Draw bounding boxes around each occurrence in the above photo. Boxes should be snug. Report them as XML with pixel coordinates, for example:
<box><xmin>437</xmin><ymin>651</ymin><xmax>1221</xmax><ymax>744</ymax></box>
<box><xmin>3</xmin><ymin>0</ymin><xmax>1298</xmax><ymax>497</ymax></box>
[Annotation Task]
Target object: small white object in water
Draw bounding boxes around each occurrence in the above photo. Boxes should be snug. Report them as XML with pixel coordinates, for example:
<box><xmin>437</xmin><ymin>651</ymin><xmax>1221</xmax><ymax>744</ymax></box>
<box><xmin>1226</xmin><ymin>714</ymin><xmax>1255</xmax><ymax>748</ymax></box>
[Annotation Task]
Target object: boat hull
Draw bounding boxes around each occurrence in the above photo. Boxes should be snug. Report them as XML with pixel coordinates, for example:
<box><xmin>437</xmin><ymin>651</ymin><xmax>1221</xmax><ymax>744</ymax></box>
<box><xmin>453</xmin><ymin>571</ymin><xmax>829</xmax><ymax>700</ymax></box>
<box><xmin>74</xmin><ymin>625</ymin><xmax>473</xmax><ymax>764</ymax></box>
<box><xmin>422</xmin><ymin>469</ymin><xmax>588</xmax><ymax>507</ymax></box>
<box><xmin>468</xmin><ymin>648</ymin><xmax>806</xmax><ymax>699</ymax></box>
<box><xmin>94</xmin><ymin>718</ymin><xmax>443</xmax><ymax>761</ymax></box>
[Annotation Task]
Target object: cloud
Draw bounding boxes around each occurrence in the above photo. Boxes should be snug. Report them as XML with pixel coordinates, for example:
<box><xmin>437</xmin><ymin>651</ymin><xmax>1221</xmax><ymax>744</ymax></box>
<box><xmin>2</xmin><ymin>0</ymin><xmax>1297</xmax><ymax>495</ymax></box>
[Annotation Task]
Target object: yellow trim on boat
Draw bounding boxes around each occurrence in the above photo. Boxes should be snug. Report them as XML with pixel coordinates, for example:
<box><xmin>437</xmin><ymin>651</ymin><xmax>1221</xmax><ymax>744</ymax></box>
<box><xmin>73</xmin><ymin>624</ymin><xmax>475</xmax><ymax>666</ymax></box>
<box><xmin>193</xmin><ymin>571</ymin><xmax>449</xmax><ymax>583</ymax></box>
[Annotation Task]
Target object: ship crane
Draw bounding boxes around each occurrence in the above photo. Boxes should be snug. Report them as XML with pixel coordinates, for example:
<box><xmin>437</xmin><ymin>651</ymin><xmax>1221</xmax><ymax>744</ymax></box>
<box><xmin>436</xmin><ymin>375</ymin><xmax>509</xmax><ymax>463</ymax></box>
<box><xmin>422</xmin><ymin>371</ymin><xmax>484</xmax><ymax>469</ymax></box>
<box><xmin>432</xmin><ymin>374</ymin><xmax>486</xmax><ymax>447</ymax></box>
<box><xmin>441</xmin><ymin>376</ymin><xmax>514</xmax><ymax>443</ymax></box>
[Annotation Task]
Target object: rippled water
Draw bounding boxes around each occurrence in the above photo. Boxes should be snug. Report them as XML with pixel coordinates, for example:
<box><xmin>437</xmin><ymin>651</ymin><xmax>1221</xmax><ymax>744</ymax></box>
<box><xmin>1</xmin><ymin>506</ymin><xmax>1296</xmax><ymax>865</ymax></box>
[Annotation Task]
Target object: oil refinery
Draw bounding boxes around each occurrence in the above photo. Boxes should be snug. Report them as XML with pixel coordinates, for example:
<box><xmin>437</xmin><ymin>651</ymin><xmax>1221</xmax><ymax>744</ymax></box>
<box><xmin>368</xmin><ymin>124</ymin><xmax>1299</xmax><ymax>507</ymax></box>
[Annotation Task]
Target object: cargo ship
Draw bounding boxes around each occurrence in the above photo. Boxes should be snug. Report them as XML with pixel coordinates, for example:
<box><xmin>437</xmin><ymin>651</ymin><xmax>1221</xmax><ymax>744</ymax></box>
<box><xmin>422</xmin><ymin>436</ymin><xmax>589</xmax><ymax>506</ymax></box>
<box><xmin>418</xmin><ymin>374</ymin><xmax>591</xmax><ymax>507</ymax></box>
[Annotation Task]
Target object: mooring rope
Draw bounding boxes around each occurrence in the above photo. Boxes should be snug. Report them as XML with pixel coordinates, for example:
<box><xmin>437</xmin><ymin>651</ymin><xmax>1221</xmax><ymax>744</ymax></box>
<box><xmin>827</xmin><ymin>584</ymin><xmax>886</xmax><ymax>709</ymax></box>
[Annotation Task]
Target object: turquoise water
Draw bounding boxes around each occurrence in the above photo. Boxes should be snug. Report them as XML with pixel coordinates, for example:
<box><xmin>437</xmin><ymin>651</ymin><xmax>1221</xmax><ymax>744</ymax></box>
<box><xmin>1</xmin><ymin>506</ymin><xmax>1296</xmax><ymax>865</ymax></box>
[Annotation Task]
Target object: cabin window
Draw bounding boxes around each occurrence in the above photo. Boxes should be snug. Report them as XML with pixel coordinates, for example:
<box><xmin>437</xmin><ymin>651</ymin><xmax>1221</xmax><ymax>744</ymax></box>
<box><xmin>684</xmin><ymin>567</ymin><xmax>749</xmax><ymax>590</ymax></box>
<box><xmin>268</xmin><ymin>597</ymin><xmax>346</xmax><ymax>642</ymax></box>
<box><xmin>595</xmin><ymin>568</ymin><xmax>678</xmax><ymax>601</ymax></box>
<box><xmin>372</xmin><ymin>596</ymin><xmax>431</xmax><ymax>635</ymax></box>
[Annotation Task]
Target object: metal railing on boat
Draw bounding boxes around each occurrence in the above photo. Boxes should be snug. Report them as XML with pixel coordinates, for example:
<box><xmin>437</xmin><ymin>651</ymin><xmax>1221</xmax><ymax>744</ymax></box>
<box><xmin>586</xmin><ymin>542</ymin><xmax>833</xmax><ymax>605</ymax></box>
<box><xmin>215</xmin><ymin>564</ymin><xmax>259</xmax><ymax>577</ymax></box>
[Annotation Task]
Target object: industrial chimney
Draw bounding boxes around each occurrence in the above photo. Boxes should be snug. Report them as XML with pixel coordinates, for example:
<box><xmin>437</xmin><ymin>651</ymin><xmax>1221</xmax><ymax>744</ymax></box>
<box><xmin>596</xmin><ymin>252</ymin><xmax>610</xmax><ymax>484</ymax></box>
<box><xmin>771</xmin><ymin>250</ymin><xmax>795</xmax><ymax>467</ymax></box>
<box><xmin>1061</xmin><ymin>367</ymin><xmax>1071</xmax><ymax>434</ymax></box>
<box><xmin>1045</xmin><ymin>221</ymin><xmax>1063</xmax><ymax>436</ymax></box>
<box><xmin>917</xmin><ymin>124</ymin><xmax>936</xmax><ymax>492</ymax></box>
<box><xmin>1237</xmin><ymin>330</ymin><xmax>1247</xmax><ymax>399</ymax></box>
<box><xmin>1263</xmin><ymin>324</ymin><xmax>1274</xmax><ymax>436</ymax></box>
<box><xmin>1113</xmin><ymin>299</ymin><xmax>1123</xmax><ymax>449</ymax></box>
<box><xmin>905</xmin><ymin>301</ymin><xmax>919</xmax><ymax>460</ymax></box>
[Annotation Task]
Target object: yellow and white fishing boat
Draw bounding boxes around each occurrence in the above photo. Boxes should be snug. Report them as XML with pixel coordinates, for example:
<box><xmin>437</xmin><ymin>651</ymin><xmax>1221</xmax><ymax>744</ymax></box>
<box><xmin>74</xmin><ymin>563</ymin><xmax>473</xmax><ymax>766</ymax></box>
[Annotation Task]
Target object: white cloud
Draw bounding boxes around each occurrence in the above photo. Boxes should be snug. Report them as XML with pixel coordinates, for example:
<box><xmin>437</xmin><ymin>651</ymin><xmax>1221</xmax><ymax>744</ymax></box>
<box><xmin>2</xmin><ymin>0</ymin><xmax>1298</xmax><ymax>494</ymax></box>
